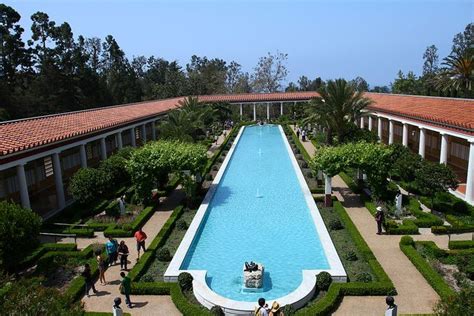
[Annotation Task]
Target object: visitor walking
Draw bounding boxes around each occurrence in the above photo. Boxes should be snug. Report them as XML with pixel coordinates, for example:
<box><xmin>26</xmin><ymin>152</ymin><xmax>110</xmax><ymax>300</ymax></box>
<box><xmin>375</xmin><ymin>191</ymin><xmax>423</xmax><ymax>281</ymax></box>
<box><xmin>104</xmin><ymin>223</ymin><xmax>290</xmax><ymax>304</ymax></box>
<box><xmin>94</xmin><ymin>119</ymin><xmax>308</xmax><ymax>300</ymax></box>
<box><xmin>120</xmin><ymin>272</ymin><xmax>132</xmax><ymax>308</ymax></box>
<box><xmin>301</xmin><ymin>129</ymin><xmax>306</xmax><ymax>141</ymax></box>
<box><xmin>82</xmin><ymin>263</ymin><xmax>97</xmax><ymax>297</ymax></box>
<box><xmin>134</xmin><ymin>227</ymin><xmax>147</xmax><ymax>261</ymax></box>
<box><xmin>255</xmin><ymin>297</ymin><xmax>269</xmax><ymax>316</ymax></box>
<box><xmin>97</xmin><ymin>250</ymin><xmax>107</xmax><ymax>285</ymax></box>
<box><xmin>113</xmin><ymin>297</ymin><xmax>123</xmax><ymax>316</ymax></box>
<box><xmin>296</xmin><ymin>127</ymin><xmax>301</xmax><ymax>139</ymax></box>
<box><xmin>385</xmin><ymin>296</ymin><xmax>398</xmax><ymax>316</ymax></box>
<box><xmin>106</xmin><ymin>236</ymin><xmax>119</xmax><ymax>266</ymax></box>
<box><xmin>375</xmin><ymin>206</ymin><xmax>385</xmax><ymax>235</ymax></box>
<box><xmin>118</xmin><ymin>240</ymin><xmax>129</xmax><ymax>271</ymax></box>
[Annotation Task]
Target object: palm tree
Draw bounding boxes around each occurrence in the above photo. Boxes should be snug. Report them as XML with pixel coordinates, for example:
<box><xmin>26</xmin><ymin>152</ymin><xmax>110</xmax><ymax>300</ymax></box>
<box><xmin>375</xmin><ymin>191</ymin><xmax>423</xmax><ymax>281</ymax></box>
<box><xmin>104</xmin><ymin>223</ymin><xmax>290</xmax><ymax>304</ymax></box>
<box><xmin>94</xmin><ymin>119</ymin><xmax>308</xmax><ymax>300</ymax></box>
<box><xmin>434</xmin><ymin>49</ymin><xmax>473</xmax><ymax>95</ymax></box>
<box><xmin>303</xmin><ymin>79</ymin><xmax>373</xmax><ymax>144</ymax></box>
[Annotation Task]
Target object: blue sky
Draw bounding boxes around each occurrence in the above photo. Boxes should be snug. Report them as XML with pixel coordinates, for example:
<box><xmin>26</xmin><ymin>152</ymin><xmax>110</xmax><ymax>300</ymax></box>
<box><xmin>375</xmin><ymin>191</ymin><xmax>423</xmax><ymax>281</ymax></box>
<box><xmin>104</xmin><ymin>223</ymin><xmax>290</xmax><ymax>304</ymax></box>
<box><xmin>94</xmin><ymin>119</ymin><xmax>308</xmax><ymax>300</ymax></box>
<box><xmin>5</xmin><ymin>0</ymin><xmax>473</xmax><ymax>87</ymax></box>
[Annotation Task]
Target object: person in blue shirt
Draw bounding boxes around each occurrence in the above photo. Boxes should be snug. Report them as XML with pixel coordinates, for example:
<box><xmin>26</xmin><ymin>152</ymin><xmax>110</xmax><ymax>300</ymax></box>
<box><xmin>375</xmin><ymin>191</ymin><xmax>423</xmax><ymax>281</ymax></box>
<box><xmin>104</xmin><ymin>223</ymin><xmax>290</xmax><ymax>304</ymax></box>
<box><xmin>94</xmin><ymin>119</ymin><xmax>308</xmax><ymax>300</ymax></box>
<box><xmin>106</xmin><ymin>237</ymin><xmax>118</xmax><ymax>266</ymax></box>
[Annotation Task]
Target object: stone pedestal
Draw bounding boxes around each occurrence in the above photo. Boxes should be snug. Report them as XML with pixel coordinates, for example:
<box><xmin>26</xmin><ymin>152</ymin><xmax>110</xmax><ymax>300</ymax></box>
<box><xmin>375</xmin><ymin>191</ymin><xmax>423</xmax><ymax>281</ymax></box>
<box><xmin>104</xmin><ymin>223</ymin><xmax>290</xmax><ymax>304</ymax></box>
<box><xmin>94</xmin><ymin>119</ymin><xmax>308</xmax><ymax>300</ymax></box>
<box><xmin>243</xmin><ymin>263</ymin><xmax>264</xmax><ymax>288</ymax></box>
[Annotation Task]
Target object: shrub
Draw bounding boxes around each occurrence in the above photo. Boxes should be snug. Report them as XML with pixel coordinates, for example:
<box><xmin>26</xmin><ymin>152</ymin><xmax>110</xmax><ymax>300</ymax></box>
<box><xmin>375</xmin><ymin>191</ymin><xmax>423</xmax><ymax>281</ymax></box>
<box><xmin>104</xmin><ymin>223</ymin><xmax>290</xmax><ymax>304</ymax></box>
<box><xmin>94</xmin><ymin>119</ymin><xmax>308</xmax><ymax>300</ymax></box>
<box><xmin>400</xmin><ymin>235</ymin><xmax>414</xmax><ymax>246</ymax></box>
<box><xmin>178</xmin><ymin>272</ymin><xmax>193</xmax><ymax>291</ymax></box>
<box><xmin>344</xmin><ymin>250</ymin><xmax>358</xmax><ymax>261</ymax></box>
<box><xmin>69</xmin><ymin>168</ymin><xmax>107</xmax><ymax>204</ymax></box>
<box><xmin>316</xmin><ymin>271</ymin><xmax>332</xmax><ymax>291</ymax></box>
<box><xmin>156</xmin><ymin>248</ymin><xmax>172</xmax><ymax>262</ymax></box>
<box><xmin>453</xmin><ymin>200</ymin><xmax>469</xmax><ymax>214</ymax></box>
<box><xmin>449</xmin><ymin>240</ymin><xmax>474</xmax><ymax>250</ymax></box>
<box><xmin>212</xmin><ymin>165</ymin><xmax>218</xmax><ymax>171</ymax></box>
<box><xmin>282</xmin><ymin>305</ymin><xmax>295</xmax><ymax>316</ymax></box>
<box><xmin>206</xmin><ymin>174</ymin><xmax>213</xmax><ymax>181</ymax></box>
<box><xmin>433</xmin><ymin>283</ymin><xmax>474</xmax><ymax>316</ymax></box>
<box><xmin>355</xmin><ymin>272</ymin><xmax>373</xmax><ymax>283</ymax></box>
<box><xmin>99</xmin><ymin>154</ymin><xmax>130</xmax><ymax>186</ymax></box>
<box><xmin>328</xmin><ymin>219</ymin><xmax>343</xmax><ymax>231</ymax></box>
<box><xmin>176</xmin><ymin>219</ymin><xmax>188</xmax><ymax>231</ymax></box>
<box><xmin>0</xmin><ymin>201</ymin><xmax>42</xmax><ymax>270</ymax></box>
<box><xmin>210</xmin><ymin>306</ymin><xmax>224</xmax><ymax>316</ymax></box>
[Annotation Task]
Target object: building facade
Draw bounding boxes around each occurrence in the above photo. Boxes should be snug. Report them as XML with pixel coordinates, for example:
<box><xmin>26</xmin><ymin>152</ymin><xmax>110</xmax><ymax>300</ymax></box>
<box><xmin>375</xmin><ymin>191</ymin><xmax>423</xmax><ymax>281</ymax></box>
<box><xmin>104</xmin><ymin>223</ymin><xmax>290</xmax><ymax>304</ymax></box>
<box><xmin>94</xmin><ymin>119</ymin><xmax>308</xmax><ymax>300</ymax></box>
<box><xmin>0</xmin><ymin>92</ymin><xmax>473</xmax><ymax>218</ymax></box>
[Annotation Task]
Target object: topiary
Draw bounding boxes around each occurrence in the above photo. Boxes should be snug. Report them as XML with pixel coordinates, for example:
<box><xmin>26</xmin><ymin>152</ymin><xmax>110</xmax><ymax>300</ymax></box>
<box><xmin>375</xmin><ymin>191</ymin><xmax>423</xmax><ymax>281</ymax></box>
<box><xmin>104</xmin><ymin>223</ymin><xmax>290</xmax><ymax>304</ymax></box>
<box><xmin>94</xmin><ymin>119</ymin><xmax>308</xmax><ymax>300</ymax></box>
<box><xmin>156</xmin><ymin>247</ymin><xmax>172</xmax><ymax>262</ymax></box>
<box><xmin>178</xmin><ymin>272</ymin><xmax>193</xmax><ymax>291</ymax></box>
<box><xmin>453</xmin><ymin>200</ymin><xmax>469</xmax><ymax>214</ymax></box>
<box><xmin>206</xmin><ymin>174</ymin><xmax>213</xmax><ymax>181</ymax></box>
<box><xmin>176</xmin><ymin>219</ymin><xmax>188</xmax><ymax>231</ymax></box>
<box><xmin>212</xmin><ymin>165</ymin><xmax>219</xmax><ymax>171</ymax></box>
<box><xmin>210</xmin><ymin>306</ymin><xmax>224</xmax><ymax>316</ymax></box>
<box><xmin>328</xmin><ymin>219</ymin><xmax>343</xmax><ymax>231</ymax></box>
<box><xmin>316</xmin><ymin>271</ymin><xmax>332</xmax><ymax>291</ymax></box>
<box><xmin>355</xmin><ymin>272</ymin><xmax>373</xmax><ymax>283</ymax></box>
<box><xmin>344</xmin><ymin>250</ymin><xmax>358</xmax><ymax>261</ymax></box>
<box><xmin>400</xmin><ymin>235</ymin><xmax>414</xmax><ymax>246</ymax></box>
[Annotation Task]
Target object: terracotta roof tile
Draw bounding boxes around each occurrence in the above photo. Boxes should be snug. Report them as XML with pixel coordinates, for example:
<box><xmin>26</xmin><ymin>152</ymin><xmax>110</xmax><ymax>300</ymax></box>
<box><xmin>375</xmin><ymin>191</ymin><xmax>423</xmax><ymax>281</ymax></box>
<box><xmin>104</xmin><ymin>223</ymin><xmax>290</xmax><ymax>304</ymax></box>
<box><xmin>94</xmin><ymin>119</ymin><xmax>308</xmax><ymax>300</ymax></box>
<box><xmin>0</xmin><ymin>92</ymin><xmax>473</xmax><ymax>158</ymax></box>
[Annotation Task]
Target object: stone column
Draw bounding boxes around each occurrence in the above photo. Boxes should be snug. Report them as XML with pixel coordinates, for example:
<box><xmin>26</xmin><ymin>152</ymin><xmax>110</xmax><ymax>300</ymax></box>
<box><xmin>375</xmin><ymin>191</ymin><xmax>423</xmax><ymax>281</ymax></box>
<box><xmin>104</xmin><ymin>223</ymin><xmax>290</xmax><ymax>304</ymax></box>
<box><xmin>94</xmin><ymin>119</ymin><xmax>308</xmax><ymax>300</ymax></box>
<box><xmin>368</xmin><ymin>116</ymin><xmax>373</xmax><ymax>131</ymax></box>
<box><xmin>17</xmin><ymin>163</ymin><xmax>31</xmax><ymax>209</ymax></box>
<box><xmin>280</xmin><ymin>102</ymin><xmax>284</xmax><ymax>116</ymax></box>
<box><xmin>402</xmin><ymin>123</ymin><xmax>408</xmax><ymax>147</ymax></box>
<box><xmin>79</xmin><ymin>144</ymin><xmax>87</xmax><ymax>168</ymax></box>
<box><xmin>324</xmin><ymin>173</ymin><xmax>332</xmax><ymax>207</ymax></box>
<box><xmin>388</xmin><ymin>120</ymin><xmax>394</xmax><ymax>145</ymax></box>
<box><xmin>141</xmin><ymin>124</ymin><xmax>147</xmax><ymax>143</ymax></box>
<box><xmin>152</xmin><ymin>122</ymin><xmax>157</xmax><ymax>140</ymax></box>
<box><xmin>440</xmin><ymin>133</ymin><xmax>448</xmax><ymax>164</ymax></box>
<box><xmin>419</xmin><ymin>128</ymin><xmax>426</xmax><ymax>158</ymax></box>
<box><xmin>266</xmin><ymin>102</ymin><xmax>270</xmax><ymax>120</ymax></box>
<box><xmin>466</xmin><ymin>141</ymin><xmax>474</xmax><ymax>204</ymax></box>
<box><xmin>377</xmin><ymin>117</ymin><xmax>383</xmax><ymax>142</ymax></box>
<box><xmin>130</xmin><ymin>128</ymin><xmax>136</xmax><ymax>147</ymax></box>
<box><xmin>253</xmin><ymin>103</ymin><xmax>256</xmax><ymax>121</ymax></box>
<box><xmin>360</xmin><ymin>117</ymin><xmax>364</xmax><ymax>129</ymax></box>
<box><xmin>116</xmin><ymin>132</ymin><xmax>123</xmax><ymax>150</ymax></box>
<box><xmin>240</xmin><ymin>103</ymin><xmax>243</xmax><ymax>120</ymax></box>
<box><xmin>52</xmin><ymin>153</ymin><xmax>66</xmax><ymax>209</ymax></box>
<box><xmin>100</xmin><ymin>137</ymin><xmax>107</xmax><ymax>160</ymax></box>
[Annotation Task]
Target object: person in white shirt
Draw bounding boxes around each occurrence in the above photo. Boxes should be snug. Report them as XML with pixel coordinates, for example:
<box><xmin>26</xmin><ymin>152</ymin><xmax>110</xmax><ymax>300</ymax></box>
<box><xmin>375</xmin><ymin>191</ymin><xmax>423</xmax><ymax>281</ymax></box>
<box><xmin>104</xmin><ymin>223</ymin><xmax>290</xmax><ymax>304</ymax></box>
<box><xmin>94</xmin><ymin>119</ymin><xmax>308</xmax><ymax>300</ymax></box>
<box><xmin>113</xmin><ymin>297</ymin><xmax>123</xmax><ymax>316</ymax></box>
<box><xmin>385</xmin><ymin>296</ymin><xmax>398</xmax><ymax>316</ymax></box>
<box><xmin>255</xmin><ymin>297</ymin><xmax>269</xmax><ymax>316</ymax></box>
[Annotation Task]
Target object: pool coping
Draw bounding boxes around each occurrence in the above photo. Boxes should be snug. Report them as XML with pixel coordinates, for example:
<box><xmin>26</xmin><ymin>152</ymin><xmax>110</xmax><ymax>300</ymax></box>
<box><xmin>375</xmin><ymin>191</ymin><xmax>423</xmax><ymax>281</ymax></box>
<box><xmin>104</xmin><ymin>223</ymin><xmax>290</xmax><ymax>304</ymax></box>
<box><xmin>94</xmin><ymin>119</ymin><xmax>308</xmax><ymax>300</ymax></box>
<box><xmin>164</xmin><ymin>124</ymin><xmax>346</xmax><ymax>314</ymax></box>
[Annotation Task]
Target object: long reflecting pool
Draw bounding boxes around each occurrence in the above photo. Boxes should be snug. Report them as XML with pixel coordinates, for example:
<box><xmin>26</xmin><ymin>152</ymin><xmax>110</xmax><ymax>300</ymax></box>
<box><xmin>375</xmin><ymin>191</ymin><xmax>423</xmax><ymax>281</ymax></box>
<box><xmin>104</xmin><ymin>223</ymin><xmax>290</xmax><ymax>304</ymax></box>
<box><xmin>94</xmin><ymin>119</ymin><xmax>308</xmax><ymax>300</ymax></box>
<box><xmin>179</xmin><ymin>125</ymin><xmax>337</xmax><ymax>302</ymax></box>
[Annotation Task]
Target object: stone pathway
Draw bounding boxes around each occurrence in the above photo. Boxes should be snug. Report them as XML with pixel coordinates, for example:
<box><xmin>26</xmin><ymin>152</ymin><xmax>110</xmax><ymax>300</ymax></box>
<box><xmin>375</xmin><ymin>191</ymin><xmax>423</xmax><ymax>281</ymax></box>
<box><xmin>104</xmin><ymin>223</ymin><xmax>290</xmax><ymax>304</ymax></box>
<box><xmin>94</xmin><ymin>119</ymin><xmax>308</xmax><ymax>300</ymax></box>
<box><xmin>290</xmin><ymin>125</ymin><xmax>471</xmax><ymax>315</ymax></box>
<box><xmin>207</xmin><ymin>129</ymin><xmax>231</xmax><ymax>157</ymax></box>
<box><xmin>77</xmin><ymin>188</ymin><xmax>185</xmax><ymax>316</ymax></box>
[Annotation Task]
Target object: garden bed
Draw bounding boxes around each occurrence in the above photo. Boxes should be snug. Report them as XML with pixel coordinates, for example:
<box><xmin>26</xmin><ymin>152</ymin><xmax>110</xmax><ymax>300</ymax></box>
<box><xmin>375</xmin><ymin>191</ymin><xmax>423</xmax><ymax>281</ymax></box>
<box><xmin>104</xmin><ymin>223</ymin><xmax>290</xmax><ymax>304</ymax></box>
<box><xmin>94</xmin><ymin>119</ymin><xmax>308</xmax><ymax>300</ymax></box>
<box><xmin>139</xmin><ymin>208</ymin><xmax>198</xmax><ymax>282</ymax></box>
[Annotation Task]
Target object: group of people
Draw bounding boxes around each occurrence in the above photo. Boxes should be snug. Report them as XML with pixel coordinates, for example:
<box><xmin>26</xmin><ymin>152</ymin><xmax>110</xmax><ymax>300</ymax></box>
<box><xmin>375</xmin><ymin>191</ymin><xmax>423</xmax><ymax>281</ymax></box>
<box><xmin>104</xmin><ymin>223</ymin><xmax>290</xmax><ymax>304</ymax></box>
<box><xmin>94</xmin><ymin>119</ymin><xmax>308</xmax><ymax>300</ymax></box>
<box><xmin>82</xmin><ymin>227</ymin><xmax>148</xmax><ymax>309</ymax></box>
<box><xmin>255</xmin><ymin>298</ymin><xmax>284</xmax><ymax>316</ymax></box>
<box><xmin>295</xmin><ymin>126</ymin><xmax>307</xmax><ymax>142</ymax></box>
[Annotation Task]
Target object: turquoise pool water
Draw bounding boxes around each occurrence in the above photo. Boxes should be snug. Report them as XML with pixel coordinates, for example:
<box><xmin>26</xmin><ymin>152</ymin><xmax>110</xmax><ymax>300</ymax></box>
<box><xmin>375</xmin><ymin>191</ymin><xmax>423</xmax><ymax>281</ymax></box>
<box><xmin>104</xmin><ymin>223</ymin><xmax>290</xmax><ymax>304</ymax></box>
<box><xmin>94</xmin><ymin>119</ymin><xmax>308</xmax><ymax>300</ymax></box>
<box><xmin>181</xmin><ymin>125</ymin><xmax>329</xmax><ymax>302</ymax></box>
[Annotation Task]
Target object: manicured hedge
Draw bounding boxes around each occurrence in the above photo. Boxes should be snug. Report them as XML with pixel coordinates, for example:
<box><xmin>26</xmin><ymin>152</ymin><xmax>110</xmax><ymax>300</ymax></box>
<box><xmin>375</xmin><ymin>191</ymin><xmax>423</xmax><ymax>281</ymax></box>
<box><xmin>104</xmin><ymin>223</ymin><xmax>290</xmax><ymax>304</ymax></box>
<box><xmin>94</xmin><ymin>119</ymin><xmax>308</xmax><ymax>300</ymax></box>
<box><xmin>284</xmin><ymin>125</ymin><xmax>312</xmax><ymax>162</ymax></box>
<box><xmin>128</xmin><ymin>205</ymin><xmax>185</xmax><ymax>281</ymax></box>
<box><xmin>385</xmin><ymin>219</ymin><xmax>419</xmax><ymax>235</ymax></box>
<box><xmin>295</xmin><ymin>201</ymin><xmax>395</xmax><ymax>315</ymax></box>
<box><xmin>448</xmin><ymin>240</ymin><xmax>474</xmax><ymax>250</ymax></box>
<box><xmin>406</xmin><ymin>198</ymin><xmax>443</xmax><ymax>228</ymax></box>
<box><xmin>202</xmin><ymin>125</ymin><xmax>238</xmax><ymax>176</ymax></box>
<box><xmin>431</xmin><ymin>225</ymin><xmax>474</xmax><ymax>234</ymax></box>
<box><xmin>104</xmin><ymin>206</ymin><xmax>155</xmax><ymax>237</ymax></box>
<box><xmin>399</xmin><ymin>236</ymin><xmax>455</xmax><ymax>300</ymax></box>
<box><xmin>18</xmin><ymin>243</ymin><xmax>78</xmax><ymax>270</ymax></box>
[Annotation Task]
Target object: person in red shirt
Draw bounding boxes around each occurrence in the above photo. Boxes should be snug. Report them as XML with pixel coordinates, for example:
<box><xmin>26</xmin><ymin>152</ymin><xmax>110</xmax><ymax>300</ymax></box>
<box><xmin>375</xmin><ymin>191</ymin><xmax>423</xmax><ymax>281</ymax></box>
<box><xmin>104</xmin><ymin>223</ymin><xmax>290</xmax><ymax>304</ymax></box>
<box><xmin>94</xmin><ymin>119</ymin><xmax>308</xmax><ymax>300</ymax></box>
<box><xmin>134</xmin><ymin>228</ymin><xmax>147</xmax><ymax>261</ymax></box>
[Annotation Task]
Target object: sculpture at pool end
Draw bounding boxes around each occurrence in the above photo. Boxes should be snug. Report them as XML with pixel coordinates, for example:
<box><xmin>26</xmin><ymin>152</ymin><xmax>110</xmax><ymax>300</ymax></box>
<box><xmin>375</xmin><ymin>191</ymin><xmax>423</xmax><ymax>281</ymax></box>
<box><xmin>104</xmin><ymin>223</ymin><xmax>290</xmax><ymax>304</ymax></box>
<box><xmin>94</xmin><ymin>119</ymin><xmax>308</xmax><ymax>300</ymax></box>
<box><xmin>244</xmin><ymin>262</ymin><xmax>264</xmax><ymax>288</ymax></box>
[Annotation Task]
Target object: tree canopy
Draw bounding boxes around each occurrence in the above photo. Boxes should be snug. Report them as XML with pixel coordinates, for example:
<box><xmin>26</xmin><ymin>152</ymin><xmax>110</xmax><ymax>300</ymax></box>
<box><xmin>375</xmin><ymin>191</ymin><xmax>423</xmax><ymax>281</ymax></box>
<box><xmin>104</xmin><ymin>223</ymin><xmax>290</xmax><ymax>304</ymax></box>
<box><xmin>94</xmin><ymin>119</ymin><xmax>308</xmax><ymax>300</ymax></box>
<box><xmin>127</xmin><ymin>140</ymin><xmax>207</xmax><ymax>202</ymax></box>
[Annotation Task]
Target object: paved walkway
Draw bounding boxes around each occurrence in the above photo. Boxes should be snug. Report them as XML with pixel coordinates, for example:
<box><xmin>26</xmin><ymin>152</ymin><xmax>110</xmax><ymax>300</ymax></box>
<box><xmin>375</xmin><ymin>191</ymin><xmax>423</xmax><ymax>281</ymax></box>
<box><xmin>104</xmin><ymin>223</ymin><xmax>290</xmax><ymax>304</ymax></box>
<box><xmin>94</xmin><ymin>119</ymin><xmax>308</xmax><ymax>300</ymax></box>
<box><xmin>290</xmin><ymin>126</ymin><xmax>470</xmax><ymax>315</ymax></box>
<box><xmin>207</xmin><ymin>128</ymin><xmax>231</xmax><ymax>157</ymax></box>
<box><xmin>79</xmin><ymin>188</ymin><xmax>185</xmax><ymax>316</ymax></box>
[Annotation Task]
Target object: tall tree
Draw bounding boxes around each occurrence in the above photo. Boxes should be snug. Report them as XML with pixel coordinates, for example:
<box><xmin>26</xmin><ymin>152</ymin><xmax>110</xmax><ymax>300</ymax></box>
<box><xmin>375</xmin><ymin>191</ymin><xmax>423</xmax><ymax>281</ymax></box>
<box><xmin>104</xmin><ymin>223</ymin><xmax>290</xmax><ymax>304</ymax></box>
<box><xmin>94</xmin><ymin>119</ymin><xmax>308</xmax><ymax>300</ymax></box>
<box><xmin>186</xmin><ymin>55</ymin><xmax>227</xmax><ymax>95</ymax></box>
<box><xmin>350</xmin><ymin>76</ymin><xmax>369</xmax><ymax>92</ymax></box>
<box><xmin>251</xmin><ymin>51</ymin><xmax>288</xmax><ymax>92</ymax></box>
<box><xmin>391</xmin><ymin>70</ymin><xmax>423</xmax><ymax>95</ymax></box>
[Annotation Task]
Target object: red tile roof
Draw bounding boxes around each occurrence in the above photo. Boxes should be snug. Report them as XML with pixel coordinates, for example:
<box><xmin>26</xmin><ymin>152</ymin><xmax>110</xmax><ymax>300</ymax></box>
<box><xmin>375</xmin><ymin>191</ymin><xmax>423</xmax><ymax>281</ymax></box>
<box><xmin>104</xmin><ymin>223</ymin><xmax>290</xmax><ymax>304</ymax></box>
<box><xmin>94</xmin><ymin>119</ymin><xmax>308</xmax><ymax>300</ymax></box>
<box><xmin>366</xmin><ymin>93</ymin><xmax>474</xmax><ymax>134</ymax></box>
<box><xmin>0</xmin><ymin>92</ymin><xmax>473</xmax><ymax>159</ymax></box>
